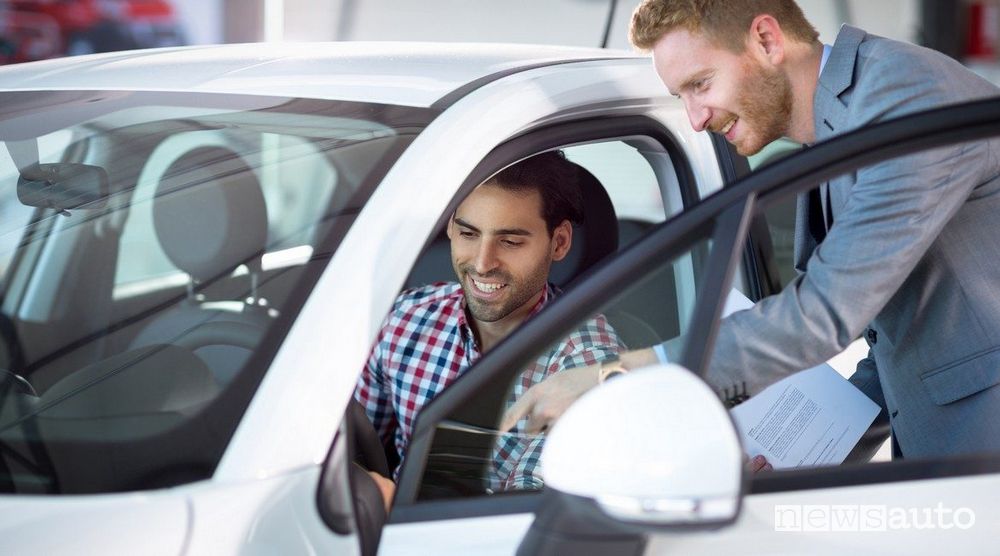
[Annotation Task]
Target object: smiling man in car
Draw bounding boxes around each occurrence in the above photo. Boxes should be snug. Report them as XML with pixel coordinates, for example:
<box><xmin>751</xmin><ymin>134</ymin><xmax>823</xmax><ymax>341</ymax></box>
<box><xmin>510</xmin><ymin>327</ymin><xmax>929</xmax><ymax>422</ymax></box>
<box><xmin>355</xmin><ymin>151</ymin><xmax>622</xmax><ymax>504</ymax></box>
<box><xmin>505</xmin><ymin>0</ymin><xmax>1000</xmax><ymax>463</ymax></box>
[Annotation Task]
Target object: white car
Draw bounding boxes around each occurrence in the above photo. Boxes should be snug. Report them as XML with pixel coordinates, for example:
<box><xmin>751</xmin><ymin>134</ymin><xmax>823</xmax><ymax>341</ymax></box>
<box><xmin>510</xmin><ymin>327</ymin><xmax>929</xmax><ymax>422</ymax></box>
<box><xmin>0</xmin><ymin>42</ymin><xmax>997</xmax><ymax>555</ymax></box>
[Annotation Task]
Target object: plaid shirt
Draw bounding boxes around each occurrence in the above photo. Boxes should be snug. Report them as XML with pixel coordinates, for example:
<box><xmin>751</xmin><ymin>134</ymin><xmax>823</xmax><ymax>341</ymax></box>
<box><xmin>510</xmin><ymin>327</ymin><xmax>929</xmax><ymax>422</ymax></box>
<box><xmin>356</xmin><ymin>282</ymin><xmax>622</xmax><ymax>491</ymax></box>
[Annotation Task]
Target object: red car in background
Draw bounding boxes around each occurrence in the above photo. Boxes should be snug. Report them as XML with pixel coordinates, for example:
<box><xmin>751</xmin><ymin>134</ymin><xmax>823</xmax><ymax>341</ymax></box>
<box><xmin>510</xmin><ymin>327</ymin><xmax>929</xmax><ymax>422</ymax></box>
<box><xmin>1</xmin><ymin>0</ymin><xmax>184</xmax><ymax>64</ymax></box>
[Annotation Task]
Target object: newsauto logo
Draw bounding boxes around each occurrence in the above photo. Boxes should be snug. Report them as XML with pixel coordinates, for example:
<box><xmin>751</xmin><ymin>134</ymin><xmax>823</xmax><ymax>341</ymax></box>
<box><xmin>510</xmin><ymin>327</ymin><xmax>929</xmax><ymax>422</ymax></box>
<box><xmin>774</xmin><ymin>503</ymin><xmax>976</xmax><ymax>532</ymax></box>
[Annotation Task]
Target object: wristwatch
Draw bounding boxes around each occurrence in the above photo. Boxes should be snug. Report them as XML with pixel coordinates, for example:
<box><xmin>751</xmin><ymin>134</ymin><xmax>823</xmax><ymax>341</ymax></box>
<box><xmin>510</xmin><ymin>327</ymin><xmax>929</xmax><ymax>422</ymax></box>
<box><xmin>597</xmin><ymin>355</ymin><xmax>628</xmax><ymax>384</ymax></box>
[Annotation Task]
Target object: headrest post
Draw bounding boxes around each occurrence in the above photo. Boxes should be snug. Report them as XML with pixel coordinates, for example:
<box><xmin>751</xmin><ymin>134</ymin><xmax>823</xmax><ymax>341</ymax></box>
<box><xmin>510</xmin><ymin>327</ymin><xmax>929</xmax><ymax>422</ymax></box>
<box><xmin>250</xmin><ymin>268</ymin><xmax>260</xmax><ymax>304</ymax></box>
<box><xmin>244</xmin><ymin>258</ymin><xmax>263</xmax><ymax>307</ymax></box>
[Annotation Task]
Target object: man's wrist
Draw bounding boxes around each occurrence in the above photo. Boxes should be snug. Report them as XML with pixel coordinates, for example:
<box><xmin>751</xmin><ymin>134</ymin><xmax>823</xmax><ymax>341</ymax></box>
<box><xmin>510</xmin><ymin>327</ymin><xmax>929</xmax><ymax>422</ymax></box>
<box><xmin>598</xmin><ymin>355</ymin><xmax>628</xmax><ymax>383</ymax></box>
<box><xmin>619</xmin><ymin>347</ymin><xmax>659</xmax><ymax>369</ymax></box>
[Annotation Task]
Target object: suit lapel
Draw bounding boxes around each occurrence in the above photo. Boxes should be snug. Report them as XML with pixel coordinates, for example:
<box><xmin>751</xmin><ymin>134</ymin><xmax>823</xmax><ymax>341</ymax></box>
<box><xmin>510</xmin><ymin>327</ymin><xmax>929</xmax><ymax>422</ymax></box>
<box><xmin>820</xmin><ymin>25</ymin><xmax>868</xmax><ymax>220</ymax></box>
<box><xmin>814</xmin><ymin>25</ymin><xmax>866</xmax><ymax>141</ymax></box>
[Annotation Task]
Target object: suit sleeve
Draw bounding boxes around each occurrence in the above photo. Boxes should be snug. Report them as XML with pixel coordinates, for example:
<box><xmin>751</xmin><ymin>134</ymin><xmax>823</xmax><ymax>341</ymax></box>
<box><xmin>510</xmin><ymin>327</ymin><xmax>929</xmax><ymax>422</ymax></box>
<box><xmin>850</xmin><ymin>348</ymin><xmax>887</xmax><ymax>411</ymax></box>
<box><xmin>705</xmin><ymin>44</ymin><xmax>999</xmax><ymax>395</ymax></box>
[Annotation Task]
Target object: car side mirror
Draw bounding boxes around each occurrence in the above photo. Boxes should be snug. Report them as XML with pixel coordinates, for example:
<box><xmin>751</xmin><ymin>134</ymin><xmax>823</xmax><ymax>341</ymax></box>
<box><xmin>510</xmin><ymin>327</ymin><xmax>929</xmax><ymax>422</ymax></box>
<box><xmin>517</xmin><ymin>364</ymin><xmax>744</xmax><ymax>555</ymax></box>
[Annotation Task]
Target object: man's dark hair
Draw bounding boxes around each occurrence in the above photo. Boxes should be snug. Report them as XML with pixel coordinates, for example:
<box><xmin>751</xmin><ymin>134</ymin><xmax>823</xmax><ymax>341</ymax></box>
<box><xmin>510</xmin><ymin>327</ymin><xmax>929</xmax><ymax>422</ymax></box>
<box><xmin>483</xmin><ymin>150</ymin><xmax>585</xmax><ymax>234</ymax></box>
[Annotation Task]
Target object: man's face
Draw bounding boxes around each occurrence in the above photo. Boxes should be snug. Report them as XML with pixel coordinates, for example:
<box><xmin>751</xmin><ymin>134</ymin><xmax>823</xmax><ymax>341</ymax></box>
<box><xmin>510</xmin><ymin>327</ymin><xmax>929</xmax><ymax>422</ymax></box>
<box><xmin>448</xmin><ymin>184</ymin><xmax>571</xmax><ymax>325</ymax></box>
<box><xmin>651</xmin><ymin>28</ymin><xmax>792</xmax><ymax>156</ymax></box>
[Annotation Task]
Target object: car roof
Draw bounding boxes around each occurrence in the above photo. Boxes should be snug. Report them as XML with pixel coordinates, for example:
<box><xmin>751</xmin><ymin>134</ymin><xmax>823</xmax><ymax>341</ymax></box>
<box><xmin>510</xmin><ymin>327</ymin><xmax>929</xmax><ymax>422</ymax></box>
<box><xmin>0</xmin><ymin>42</ymin><xmax>640</xmax><ymax>108</ymax></box>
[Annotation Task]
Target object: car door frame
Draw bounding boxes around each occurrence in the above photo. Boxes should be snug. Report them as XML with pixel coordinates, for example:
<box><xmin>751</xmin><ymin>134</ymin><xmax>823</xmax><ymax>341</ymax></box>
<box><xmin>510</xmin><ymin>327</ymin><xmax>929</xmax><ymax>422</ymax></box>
<box><xmin>365</xmin><ymin>96</ymin><xmax>1000</xmax><ymax>543</ymax></box>
<box><xmin>315</xmin><ymin>109</ymin><xmax>716</xmax><ymax>554</ymax></box>
<box><xmin>379</xmin><ymin>114</ymin><xmax>742</xmax><ymax>522</ymax></box>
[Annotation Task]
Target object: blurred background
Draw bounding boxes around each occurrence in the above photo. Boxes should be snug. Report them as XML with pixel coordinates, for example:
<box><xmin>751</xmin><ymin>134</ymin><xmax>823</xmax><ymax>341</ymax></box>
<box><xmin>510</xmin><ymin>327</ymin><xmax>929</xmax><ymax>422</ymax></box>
<box><xmin>1</xmin><ymin>1</ymin><xmax>999</xmax><ymax>81</ymax></box>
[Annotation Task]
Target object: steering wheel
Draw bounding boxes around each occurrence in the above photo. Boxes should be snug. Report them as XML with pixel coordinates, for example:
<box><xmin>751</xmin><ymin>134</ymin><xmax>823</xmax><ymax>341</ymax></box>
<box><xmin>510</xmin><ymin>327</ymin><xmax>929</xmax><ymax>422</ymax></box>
<box><xmin>0</xmin><ymin>368</ymin><xmax>36</xmax><ymax>397</ymax></box>
<box><xmin>346</xmin><ymin>398</ymin><xmax>391</xmax><ymax>477</ymax></box>
<box><xmin>0</xmin><ymin>312</ymin><xmax>27</xmax><ymax>378</ymax></box>
<box><xmin>0</xmin><ymin>367</ymin><xmax>54</xmax><ymax>493</ymax></box>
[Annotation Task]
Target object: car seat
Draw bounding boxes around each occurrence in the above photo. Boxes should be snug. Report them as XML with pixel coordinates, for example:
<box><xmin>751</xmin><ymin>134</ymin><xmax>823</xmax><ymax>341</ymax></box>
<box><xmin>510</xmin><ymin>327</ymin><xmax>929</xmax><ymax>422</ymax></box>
<box><xmin>127</xmin><ymin>146</ymin><xmax>273</xmax><ymax>385</ymax></box>
<box><xmin>614</xmin><ymin>218</ymin><xmax>681</xmax><ymax>340</ymax></box>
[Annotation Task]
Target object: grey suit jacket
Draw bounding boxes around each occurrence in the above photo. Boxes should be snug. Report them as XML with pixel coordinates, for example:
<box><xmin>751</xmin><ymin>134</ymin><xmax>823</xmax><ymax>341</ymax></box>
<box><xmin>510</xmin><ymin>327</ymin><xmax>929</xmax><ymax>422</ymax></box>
<box><xmin>705</xmin><ymin>25</ymin><xmax>1000</xmax><ymax>458</ymax></box>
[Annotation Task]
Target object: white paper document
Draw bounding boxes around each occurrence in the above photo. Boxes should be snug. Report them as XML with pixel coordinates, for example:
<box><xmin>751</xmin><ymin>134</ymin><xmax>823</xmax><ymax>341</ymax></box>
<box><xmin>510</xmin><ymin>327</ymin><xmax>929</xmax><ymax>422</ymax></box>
<box><xmin>722</xmin><ymin>289</ymin><xmax>880</xmax><ymax>468</ymax></box>
<box><xmin>729</xmin><ymin>365</ymin><xmax>880</xmax><ymax>468</ymax></box>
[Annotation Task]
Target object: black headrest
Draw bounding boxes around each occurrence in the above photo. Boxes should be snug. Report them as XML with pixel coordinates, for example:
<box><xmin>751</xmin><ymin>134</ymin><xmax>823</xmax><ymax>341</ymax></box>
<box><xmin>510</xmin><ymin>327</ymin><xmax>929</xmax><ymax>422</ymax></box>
<box><xmin>405</xmin><ymin>161</ymin><xmax>618</xmax><ymax>290</ymax></box>
<box><xmin>548</xmin><ymin>163</ymin><xmax>618</xmax><ymax>288</ymax></box>
<box><xmin>153</xmin><ymin>147</ymin><xmax>268</xmax><ymax>283</ymax></box>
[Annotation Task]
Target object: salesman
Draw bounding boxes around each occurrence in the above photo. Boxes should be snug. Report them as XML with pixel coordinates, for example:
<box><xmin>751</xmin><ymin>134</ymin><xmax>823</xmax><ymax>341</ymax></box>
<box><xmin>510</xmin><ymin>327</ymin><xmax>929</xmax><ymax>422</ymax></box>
<box><xmin>504</xmin><ymin>0</ymin><xmax>1000</xmax><ymax>460</ymax></box>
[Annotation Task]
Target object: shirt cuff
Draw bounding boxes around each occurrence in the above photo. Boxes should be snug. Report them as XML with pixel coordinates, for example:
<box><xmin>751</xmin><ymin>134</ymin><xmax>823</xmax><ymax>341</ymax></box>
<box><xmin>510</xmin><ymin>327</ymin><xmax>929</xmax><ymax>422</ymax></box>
<box><xmin>653</xmin><ymin>342</ymin><xmax>670</xmax><ymax>364</ymax></box>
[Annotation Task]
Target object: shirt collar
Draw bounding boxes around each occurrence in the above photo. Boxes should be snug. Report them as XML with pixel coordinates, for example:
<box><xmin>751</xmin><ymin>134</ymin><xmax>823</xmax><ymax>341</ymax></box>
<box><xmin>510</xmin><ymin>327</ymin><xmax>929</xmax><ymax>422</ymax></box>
<box><xmin>819</xmin><ymin>43</ymin><xmax>832</xmax><ymax>78</ymax></box>
<box><xmin>526</xmin><ymin>283</ymin><xmax>555</xmax><ymax>318</ymax></box>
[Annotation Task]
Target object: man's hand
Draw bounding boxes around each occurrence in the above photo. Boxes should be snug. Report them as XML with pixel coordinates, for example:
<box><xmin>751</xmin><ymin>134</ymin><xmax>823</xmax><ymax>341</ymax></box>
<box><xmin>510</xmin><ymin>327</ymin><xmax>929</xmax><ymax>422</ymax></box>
<box><xmin>500</xmin><ymin>364</ymin><xmax>600</xmax><ymax>434</ymax></box>
<box><xmin>499</xmin><ymin>348</ymin><xmax>660</xmax><ymax>434</ymax></box>
<box><xmin>366</xmin><ymin>470</ymin><xmax>396</xmax><ymax>513</ymax></box>
<box><xmin>747</xmin><ymin>454</ymin><xmax>773</xmax><ymax>474</ymax></box>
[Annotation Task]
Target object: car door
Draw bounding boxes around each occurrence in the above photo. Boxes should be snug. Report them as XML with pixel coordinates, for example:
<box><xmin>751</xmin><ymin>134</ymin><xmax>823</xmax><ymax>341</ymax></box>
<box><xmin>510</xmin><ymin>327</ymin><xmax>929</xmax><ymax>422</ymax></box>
<box><xmin>313</xmin><ymin>94</ymin><xmax>718</xmax><ymax>553</ymax></box>
<box><xmin>362</xmin><ymin>96</ymin><xmax>1000</xmax><ymax>554</ymax></box>
<box><xmin>331</xmin><ymin>110</ymin><xmax>746</xmax><ymax>555</ymax></box>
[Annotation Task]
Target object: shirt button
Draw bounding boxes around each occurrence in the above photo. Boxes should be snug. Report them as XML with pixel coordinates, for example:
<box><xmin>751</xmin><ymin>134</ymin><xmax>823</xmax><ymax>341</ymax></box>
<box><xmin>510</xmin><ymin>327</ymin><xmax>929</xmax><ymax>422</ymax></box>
<box><xmin>867</xmin><ymin>328</ymin><xmax>878</xmax><ymax>344</ymax></box>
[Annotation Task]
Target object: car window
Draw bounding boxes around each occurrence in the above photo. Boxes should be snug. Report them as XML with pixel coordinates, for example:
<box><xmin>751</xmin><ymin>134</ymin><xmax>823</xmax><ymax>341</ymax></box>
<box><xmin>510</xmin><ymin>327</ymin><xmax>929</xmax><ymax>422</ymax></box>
<box><xmin>0</xmin><ymin>131</ymin><xmax>70</xmax><ymax>281</ymax></box>
<box><xmin>366</xmin><ymin>131</ymin><xmax>702</xmax><ymax>505</ymax></box>
<box><xmin>563</xmin><ymin>140</ymin><xmax>673</xmax><ymax>225</ymax></box>
<box><xmin>401</xmin><ymin>135</ymin><xmax>688</xmax><ymax>308</ymax></box>
<box><xmin>114</xmin><ymin>130</ymin><xmax>338</xmax><ymax>290</ymax></box>
<box><xmin>747</xmin><ymin>138</ymin><xmax>803</xmax><ymax>289</ymax></box>
<box><xmin>404</xmin><ymin>225</ymin><xmax>713</xmax><ymax>502</ymax></box>
<box><xmin>396</xmin><ymin>127</ymin><xmax>1000</xmax><ymax>507</ymax></box>
<box><xmin>0</xmin><ymin>90</ymin><xmax>431</xmax><ymax>495</ymax></box>
<box><xmin>717</xmin><ymin>134</ymin><xmax>1000</xmax><ymax>472</ymax></box>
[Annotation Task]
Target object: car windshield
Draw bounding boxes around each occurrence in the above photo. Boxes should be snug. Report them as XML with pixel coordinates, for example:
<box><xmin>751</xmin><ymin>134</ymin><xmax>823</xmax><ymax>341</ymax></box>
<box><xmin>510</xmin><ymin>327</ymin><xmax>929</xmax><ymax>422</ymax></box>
<box><xmin>0</xmin><ymin>90</ymin><xmax>431</xmax><ymax>494</ymax></box>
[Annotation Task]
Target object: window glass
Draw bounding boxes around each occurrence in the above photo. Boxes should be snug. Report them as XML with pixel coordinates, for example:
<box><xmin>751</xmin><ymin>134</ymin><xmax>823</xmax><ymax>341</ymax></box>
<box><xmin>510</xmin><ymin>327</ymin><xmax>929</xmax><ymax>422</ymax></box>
<box><xmin>711</xmin><ymin>137</ymin><xmax>996</xmax><ymax>471</ymax></box>
<box><xmin>115</xmin><ymin>130</ymin><xmax>338</xmax><ymax>289</ymax></box>
<box><xmin>411</xmin><ymin>234</ymin><xmax>712</xmax><ymax>500</ymax></box>
<box><xmin>0</xmin><ymin>131</ymin><xmax>71</xmax><ymax>280</ymax></box>
<box><xmin>564</xmin><ymin>141</ymin><xmax>667</xmax><ymax>223</ymax></box>
<box><xmin>372</xmin><ymin>137</ymin><xmax>691</xmax><ymax>498</ymax></box>
<box><xmin>748</xmin><ymin>138</ymin><xmax>803</xmax><ymax>290</ymax></box>
<box><xmin>0</xmin><ymin>90</ymin><xmax>430</xmax><ymax>495</ymax></box>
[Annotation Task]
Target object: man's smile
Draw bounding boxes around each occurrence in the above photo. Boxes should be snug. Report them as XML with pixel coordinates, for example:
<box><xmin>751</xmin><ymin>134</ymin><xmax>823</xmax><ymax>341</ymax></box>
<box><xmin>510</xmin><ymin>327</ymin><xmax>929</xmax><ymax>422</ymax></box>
<box><xmin>465</xmin><ymin>273</ymin><xmax>510</xmax><ymax>302</ymax></box>
<box><xmin>471</xmin><ymin>278</ymin><xmax>506</xmax><ymax>293</ymax></box>
<box><xmin>720</xmin><ymin>117</ymin><xmax>738</xmax><ymax>139</ymax></box>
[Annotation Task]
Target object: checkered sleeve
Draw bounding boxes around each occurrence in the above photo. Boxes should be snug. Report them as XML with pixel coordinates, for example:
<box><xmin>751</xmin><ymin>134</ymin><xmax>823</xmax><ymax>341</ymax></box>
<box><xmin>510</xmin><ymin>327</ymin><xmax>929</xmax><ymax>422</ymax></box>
<box><xmin>354</xmin><ymin>312</ymin><xmax>397</xmax><ymax>445</ymax></box>
<box><xmin>552</xmin><ymin>313</ymin><xmax>625</xmax><ymax>371</ymax></box>
<box><xmin>494</xmin><ymin>313</ymin><xmax>623</xmax><ymax>491</ymax></box>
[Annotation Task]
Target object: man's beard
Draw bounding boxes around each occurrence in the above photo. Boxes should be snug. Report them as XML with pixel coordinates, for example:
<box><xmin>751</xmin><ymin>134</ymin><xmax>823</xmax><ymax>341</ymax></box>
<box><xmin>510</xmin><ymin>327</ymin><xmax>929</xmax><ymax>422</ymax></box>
<box><xmin>460</xmin><ymin>264</ymin><xmax>550</xmax><ymax>323</ymax></box>
<box><xmin>733</xmin><ymin>58</ymin><xmax>793</xmax><ymax>156</ymax></box>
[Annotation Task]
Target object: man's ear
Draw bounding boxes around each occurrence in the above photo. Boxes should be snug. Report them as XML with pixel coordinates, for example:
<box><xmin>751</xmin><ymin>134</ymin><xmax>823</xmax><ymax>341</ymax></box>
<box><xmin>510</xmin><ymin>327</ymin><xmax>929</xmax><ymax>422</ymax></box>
<box><xmin>446</xmin><ymin>214</ymin><xmax>455</xmax><ymax>240</ymax></box>
<box><xmin>550</xmin><ymin>220</ymin><xmax>573</xmax><ymax>261</ymax></box>
<box><xmin>747</xmin><ymin>14</ymin><xmax>786</xmax><ymax>65</ymax></box>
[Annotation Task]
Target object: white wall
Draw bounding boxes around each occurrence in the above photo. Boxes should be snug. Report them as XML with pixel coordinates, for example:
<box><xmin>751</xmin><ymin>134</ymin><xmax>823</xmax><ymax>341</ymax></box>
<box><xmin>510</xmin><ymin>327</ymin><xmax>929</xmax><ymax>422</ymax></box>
<box><xmin>283</xmin><ymin>0</ymin><xmax>613</xmax><ymax>46</ymax></box>
<box><xmin>276</xmin><ymin>0</ymin><xmax>921</xmax><ymax>49</ymax></box>
<box><xmin>798</xmin><ymin>0</ymin><xmax>920</xmax><ymax>44</ymax></box>
<box><xmin>170</xmin><ymin>0</ymin><xmax>225</xmax><ymax>45</ymax></box>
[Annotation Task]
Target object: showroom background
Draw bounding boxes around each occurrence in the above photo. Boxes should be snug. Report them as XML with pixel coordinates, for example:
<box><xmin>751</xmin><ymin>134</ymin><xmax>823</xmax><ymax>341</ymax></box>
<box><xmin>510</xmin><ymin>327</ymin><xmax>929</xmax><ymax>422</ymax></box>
<box><xmin>1</xmin><ymin>1</ymin><xmax>997</xmax><ymax>78</ymax></box>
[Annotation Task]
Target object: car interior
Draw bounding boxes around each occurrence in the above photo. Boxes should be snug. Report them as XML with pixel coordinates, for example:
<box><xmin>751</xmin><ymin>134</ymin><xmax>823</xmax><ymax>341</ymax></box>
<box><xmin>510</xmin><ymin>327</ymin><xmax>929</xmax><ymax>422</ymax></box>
<box><xmin>0</xmin><ymin>141</ymin><xmax>303</xmax><ymax>494</ymax></box>
<box><xmin>125</xmin><ymin>145</ymin><xmax>274</xmax><ymax>384</ymax></box>
<box><xmin>0</xmin><ymin>97</ymin><xmax>419</xmax><ymax>495</ymax></box>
